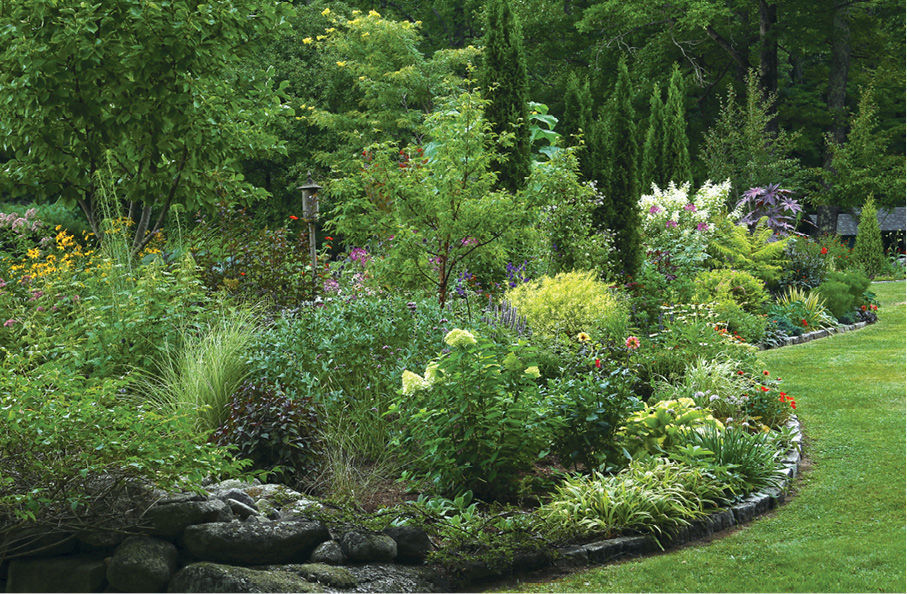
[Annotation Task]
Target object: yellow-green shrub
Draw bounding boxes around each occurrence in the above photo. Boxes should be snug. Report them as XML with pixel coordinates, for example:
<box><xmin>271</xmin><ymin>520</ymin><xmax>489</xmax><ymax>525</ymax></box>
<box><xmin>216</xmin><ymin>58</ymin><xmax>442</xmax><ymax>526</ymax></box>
<box><xmin>692</xmin><ymin>268</ymin><xmax>768</xmax><ymax>313</ymax></box>
<box><xmin>505</xmin><ymin>271</ymin><xmax>629</xmax><ymax>342</ymax></box>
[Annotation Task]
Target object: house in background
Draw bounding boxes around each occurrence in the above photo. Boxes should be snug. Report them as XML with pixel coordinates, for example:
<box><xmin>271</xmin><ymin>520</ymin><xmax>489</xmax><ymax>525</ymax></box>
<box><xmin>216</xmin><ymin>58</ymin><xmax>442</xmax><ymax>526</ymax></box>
<box><xmin>808</xmin><ymin>206</ymin><xmax>906</xmax><ymax>252</ymax></box>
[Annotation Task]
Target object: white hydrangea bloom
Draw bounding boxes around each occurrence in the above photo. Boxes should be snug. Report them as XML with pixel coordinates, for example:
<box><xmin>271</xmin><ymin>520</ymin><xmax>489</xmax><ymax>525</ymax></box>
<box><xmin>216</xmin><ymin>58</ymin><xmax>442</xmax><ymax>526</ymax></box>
<box><xmin>401</xmin><ymin>370</ymin><xmax>429</xmax><ymax>396</ymax></box>
<box><xmin>444</xmin><ymin>328</ymin><xmax>477</xmax><ymax>348</ymax></box>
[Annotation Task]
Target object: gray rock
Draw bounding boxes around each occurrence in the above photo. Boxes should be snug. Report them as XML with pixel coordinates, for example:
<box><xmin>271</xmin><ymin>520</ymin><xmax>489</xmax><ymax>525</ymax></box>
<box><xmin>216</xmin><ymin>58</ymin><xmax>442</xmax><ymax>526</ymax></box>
<box><xmin>107</xmin><ymin>536</ymin><xmax>179</xmax><ymax>592</ymax></box>
<box><xmin>205</xmin><ymin>478</ymin><xmax>260</xmax><ymax>493</ymax></box>
<box><xmin>340</xmin><ymin>531</ymin><xmax>397</xmax><ymax>563</ymax></box>
<box><xmin>554</xmin><ymin>545</ymin><xmax>589</xmax><ymax>568</ymax></box>
<box><xmin>182</xmin><ymin>520</ymin><xmax>329</xmax><ymax>564</ymax></box>
<box><xmin>278</xmin><ymin>498</ymin><xmax>325</xmax><ymax>519</ymax></box>
<box><xmin>267</xmin><ymin>563</ymin><xmax>357</xmax><ymax>589</ymax></box>
<box><xmin>6</xmin><ymin>555</ymin><xmax>106</xmax><ymax>593</ymax></box>
<box><xmin>383</xmin><ymin>525</ymin><xmax>432</xmax><ymax>564</ymax></box>
<box><xmin>152</xmin><ymin>492</ymin><xmax>208</xmax><ymax>506</ymax></box>
<box><xmin>731</xmin><ymin>500</ymin><xmax>757</xmax><ymax>524</ymax></box>
<box><xmin>244</xmin><ymin>484</ymin><xmax>303</xmax><ymax>505</ymax></box>
<box><xmin>346</xmin><ymin>563</ymin><xmax>448</xmax><ymax>593</ymax></box>
<box><xmin>145</xmin><ymin>498</ymin><xmax>234</xmax><ymax>538</ymax></box>
<box><xmin>310</xmin><ymin>540</ymin><xmax>346</xmax><ymax>565</ymax></box>
<box><xmin>214</xmin><ymin>488</ymin><xmax>257</xmax><ymax>509</ymax></box>
<box><xmin>245</xmin><ymin>514</ymin><xmax>270</xmax><ymax>524</ymax></box>
<box><xmin>228</xmin><ymin>498</ymin><xmax>260</xmax><ymax>519</ymax></box>
<box><xmin>583</xmin><ymin>538</ymin><xmax>624</xmax><ymax>563</ymax></box>
<box><xmin>168</xmin><ymin>562</ymin><xmax>321</xmax><ymax>593</ymax></box>
<box><xmin>76</xmin><ymin>530</ymin><xmax>123</xmax><ymax>552</ymax></box>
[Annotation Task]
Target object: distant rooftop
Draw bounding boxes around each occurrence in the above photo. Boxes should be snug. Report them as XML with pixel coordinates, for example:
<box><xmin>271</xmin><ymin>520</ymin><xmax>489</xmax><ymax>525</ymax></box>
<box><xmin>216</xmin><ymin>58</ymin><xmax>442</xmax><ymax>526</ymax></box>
<box><xmin>808</xmin><ymin>206</ymin><xmax>906</xmax><ymax>235</ymax></box>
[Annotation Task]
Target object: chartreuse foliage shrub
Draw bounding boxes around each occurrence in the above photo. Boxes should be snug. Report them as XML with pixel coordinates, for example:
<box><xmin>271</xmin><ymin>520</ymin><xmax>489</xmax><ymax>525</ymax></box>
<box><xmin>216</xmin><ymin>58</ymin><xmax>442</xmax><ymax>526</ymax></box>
<box><xmin>711</xmin><ymin>300</ymin><xmax>768</xmax><ymax>345</ymax></box>
<box><xmin>506</xmin><ymin>270</ymin><xmax>629</xmax><ymax>342</ymax></box>
<box><xmin>390</xmin><ymin>329</ymin><xmax>550</xmax><ymax>500</ymax></box>
<box><xmin>538</xmin><ymin>457</ymin><xmax>730</xmax><ymax>543</ymax></box>
<box><xmin>708</xmin><ymin>217</ymin><xmax>789</xmax><ymax>287</ymax></box>
<box><xmin>692</xmin><ymin>268</ymin><xmax>768</xmax><ymax>314</ymax></box>
<box><xmin>0</xmin><ymin>368</ymin><xmax>246</xmax><ymax>543</ymax></box>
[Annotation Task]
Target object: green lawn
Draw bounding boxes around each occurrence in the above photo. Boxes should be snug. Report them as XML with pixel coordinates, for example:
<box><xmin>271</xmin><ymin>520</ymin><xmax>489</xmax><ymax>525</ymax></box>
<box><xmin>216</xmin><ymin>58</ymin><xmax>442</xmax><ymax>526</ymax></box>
<box><xmin>497</xmin><ymin>281</ymin><xmax>906</xmax><ymax>593</ymax></box>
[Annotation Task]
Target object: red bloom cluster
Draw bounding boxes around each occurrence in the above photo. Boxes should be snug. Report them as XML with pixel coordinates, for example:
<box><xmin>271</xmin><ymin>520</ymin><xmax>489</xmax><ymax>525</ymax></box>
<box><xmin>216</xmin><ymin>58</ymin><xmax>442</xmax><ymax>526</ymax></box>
<box><xmin>779</xmin><ymin>391</ymin><xmax>796</xmax><ymax>410</ymax></box>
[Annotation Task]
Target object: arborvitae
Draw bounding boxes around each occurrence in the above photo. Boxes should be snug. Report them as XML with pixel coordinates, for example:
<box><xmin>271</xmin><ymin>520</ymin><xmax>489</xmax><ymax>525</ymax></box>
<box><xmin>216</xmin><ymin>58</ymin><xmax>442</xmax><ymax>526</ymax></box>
<box><xmin>480</xmin><ymin>0</ymin><xmax>531</xmax><ymax>193</ymax></box>
<box><xmin>640</xmin><ymin>82</ymin><xmax>664</xmax><ymax>191</ymax></box>
<box><xmin>661</xmin><ymin>64</ymin><xmax>692</xmax><ymax>184</ymax></box>
<box><xmin>598</xmin><ymin>55</ymin><xmax>641</xmax><ymax>278</ymax></box>
<box><xmin>562</xmin><ymin>72</ymin><xmax>602</xmax><ymax>182</ymax></box>
<box><xmin>852</xmin><ymin>195</ymin><xmax>886</xmax><ymax>278</ymax></box>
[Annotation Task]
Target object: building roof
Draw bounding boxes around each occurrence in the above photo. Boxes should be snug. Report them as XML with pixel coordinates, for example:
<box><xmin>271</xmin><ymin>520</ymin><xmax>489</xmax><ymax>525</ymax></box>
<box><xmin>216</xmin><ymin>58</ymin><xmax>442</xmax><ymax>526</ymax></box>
<box><xmin>808</xmin><ymin>206</ymin><xmax>906</xmax><ymax>235</ymax></box>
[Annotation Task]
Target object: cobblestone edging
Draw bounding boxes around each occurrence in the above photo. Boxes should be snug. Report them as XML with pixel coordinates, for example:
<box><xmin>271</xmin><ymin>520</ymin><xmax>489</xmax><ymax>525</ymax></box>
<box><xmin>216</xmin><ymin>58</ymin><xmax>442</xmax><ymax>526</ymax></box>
<box><xmin>762</xmin><ymin>319</ymin><xmax>873</xmax><ymax>350</ymax></box>
<box><xmin>450</xmin><ymin>416</ymin><xmax>803</xmax><ymax>589</ymax></box>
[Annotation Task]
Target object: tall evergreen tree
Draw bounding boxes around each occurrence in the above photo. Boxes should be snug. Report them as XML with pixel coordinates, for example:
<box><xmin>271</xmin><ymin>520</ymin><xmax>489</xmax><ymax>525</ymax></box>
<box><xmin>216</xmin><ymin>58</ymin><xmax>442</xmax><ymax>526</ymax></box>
<box><xmin>852</xmin><ymin>195</ymin><xmax>886</xmax><ymax>278</ymax></box>
<box><xmin>480</xmin><ymin>0</ymin><xmax>531</xmax><ymax>193</ymax></box>
<box><xmin>562</xmin><ymin>72</ymin><xmax>601</xmax><ymax>182</ymax></box>
<box><xmin>661</xmin><ymin>64</ymin><xmax>692</xmax><ymax>185</ymax></box>
<box><xmin>598</xmin><ymin>55</ymin><xmax>641</xmax><ymax>278</ymax></box>
<box><xmin>640</xmin><ymin>82</ymin><xmax>664</xmax><ymax>191</ymax></box>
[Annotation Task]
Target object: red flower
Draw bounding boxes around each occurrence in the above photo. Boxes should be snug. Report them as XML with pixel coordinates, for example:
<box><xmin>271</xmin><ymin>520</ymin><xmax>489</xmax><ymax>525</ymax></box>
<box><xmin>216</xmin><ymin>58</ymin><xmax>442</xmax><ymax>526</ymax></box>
<box><xmin>791</xmin><ymin>404</ymin><xmax>796</xmax><ymax>409</ymax></box>
<box><xmin>820</xmin><ymin>247</ymin><xmax>828</xmax><ymax>254</ymax></box>
<box><xmin>861</xmin><ymin>305</ymin><xmax>867</xmax><ymax>311</ymax></box>
<box><xmin>871</xmin><ymin>304</ymin><xmax>878</xmax><ymax>311</ymax></box>
<box><xmin>325</xmin><ymin>236</ymin><xmax>334</xmax><ymax>241</ymax></box>
<box><xmin>780</xmin><ymin>392</ymin><xmax>786</xmax><ymax>397</ymax></box>
<box><xmin>239</xmin><ymin>272</ymin><xmax>246</xmax><ymax>276</ymax></box>
<box><xmin>760</xmin><ymin>386</ymin><xmax>769</xmax><ymax>392</ymax></box>
<box><xmin>595</xmin><ymin>358</ymin><xmax>602</xmax><ymax>368</ymax></box>
<box><xmin>802</xmin><ymin>319</ymin><xmax>808</xmax><ymax>327</ymax></box>
<box><xmin>289</xmin><ymin>215</ymin><xmax>299</xmax><ymax>220</ymax></box>
<box><xmin>763</xmin><ymin>370</ymin><xmax>769</xmax><ymax>375</ymax></box>
<box><xmin>737</xmin><ymin>371</ymin><xmax>744</xmax><ymax>375</ymax></box>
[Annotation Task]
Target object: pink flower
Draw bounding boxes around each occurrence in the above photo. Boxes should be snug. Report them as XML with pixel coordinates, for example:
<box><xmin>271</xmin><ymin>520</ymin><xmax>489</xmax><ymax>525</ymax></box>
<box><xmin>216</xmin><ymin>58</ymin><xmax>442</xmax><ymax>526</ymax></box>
<box><xmin>696</xmin><ymin>222</ymin><xmax>709</xmax><ymax>232</ymax></box>
<box><xmin>665</xmin><ymin>220</ymin><xmax>678</xmax><ymax>229</ymax></box>
<box><xmin>648</xmin><ymin>205</ymin><xmax>662</xmax><ymax>215</ymax></box>
<box><xmin>683</xmin><ymin>203</ymin><xmax>696</xmax><ymax>212</ymax></box>
<box><xmin>3</xmin><ymin>319</ymin><xmax>17</xmax><ymax>327</ymax></box>
<box><xmin>625</xmin><ymin>336</ymin><xmax>640</xmax><ymax>350</ymax></box>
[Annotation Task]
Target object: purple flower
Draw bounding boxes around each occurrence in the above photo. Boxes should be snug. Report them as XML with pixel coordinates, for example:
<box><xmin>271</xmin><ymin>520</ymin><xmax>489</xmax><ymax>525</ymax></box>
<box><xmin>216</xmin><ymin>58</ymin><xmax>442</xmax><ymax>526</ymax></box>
<box><xmin>697</xmin><ymin>222</ymin><xmax>709</xmax><ymax>232</ymax></box>
<box><xmin>648</xmin><ymin>205</ymin><xmax>662</xmax><ymax>215</ymax></box>
<box><xmin>349</xmin><ymin>247</ymin><xmax>370</xmax><ymax>265</ymax></box>
<box><xmin>323</xmin><ymin>278</ymin><xmax>340</xmax><ymax>293</ymax></box>
<box><xmin>3</xmin><ymin>319</ymin><xmax>17</xmax><ymax>327</ymax></box>
<box><xmin>665</xmin><ymin>220</ymin><xmax>678</xmax><ymax>229</ymax></box>
<box><xmin>683</xmin><ymin>203</ymin><xmax>696</xmax><ymax>212</ymax></box>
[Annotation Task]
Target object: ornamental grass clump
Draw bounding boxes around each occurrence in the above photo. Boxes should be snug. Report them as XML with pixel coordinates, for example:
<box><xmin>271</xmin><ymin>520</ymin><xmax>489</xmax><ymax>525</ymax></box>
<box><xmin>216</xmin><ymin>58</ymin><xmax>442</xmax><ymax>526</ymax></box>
<box><xmin>505</xmin><ymin>270</ymin><xmax>629</xmax><ymax>343</ymax></box>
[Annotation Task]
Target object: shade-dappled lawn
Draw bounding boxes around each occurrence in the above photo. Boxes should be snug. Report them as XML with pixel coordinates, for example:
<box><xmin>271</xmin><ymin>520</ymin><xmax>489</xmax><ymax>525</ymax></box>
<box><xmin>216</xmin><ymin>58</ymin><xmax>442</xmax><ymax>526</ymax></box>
<box><xmin>495</xmin><ymin>281</ymin><xmax>906</xmax><ymax>593</ymax></box>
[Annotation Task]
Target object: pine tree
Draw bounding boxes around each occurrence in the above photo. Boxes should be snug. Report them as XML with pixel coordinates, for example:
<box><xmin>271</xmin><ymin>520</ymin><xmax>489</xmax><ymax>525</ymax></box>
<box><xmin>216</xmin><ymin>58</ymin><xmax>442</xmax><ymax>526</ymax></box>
<box><xmin>661</xmin><ymin>64</ymin><xmax>692</xmax><ymax>185</ymax></box>
<box><xmin>562</xmin><ymin>72</ymin><xmax>601</xmax><ymax>182</ymax></box>
<box><xmin>480</xmin><ymin>0</ymin><xmax>531</xmax><ymax>193</ymax></box>
<box><xmin>640</xmin><ymin>82</ymin><xmax>664</xmax><ymax>192</ymax></box>
<box><xmin>852</xmin><ymin>195</ymin><xmax>886</xmax><ymax>278</ymax></box>
<box><xmin>598</xmin><ymin>55</ymin><xmax>641</xmax><ymax>278</ymax></box>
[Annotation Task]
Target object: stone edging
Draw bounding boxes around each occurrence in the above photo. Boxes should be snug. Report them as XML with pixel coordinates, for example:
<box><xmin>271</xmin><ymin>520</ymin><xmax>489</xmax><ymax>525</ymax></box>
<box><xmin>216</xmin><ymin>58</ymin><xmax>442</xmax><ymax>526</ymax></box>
<box><xmin>451</xmin><ymin>416</ymin><xmax>803</xmax><ymax>589</ymax></box>
<box><xmin>762</xmin><ymin>319</ymin><xmax>873</xmax><ymax>350</ymax></box>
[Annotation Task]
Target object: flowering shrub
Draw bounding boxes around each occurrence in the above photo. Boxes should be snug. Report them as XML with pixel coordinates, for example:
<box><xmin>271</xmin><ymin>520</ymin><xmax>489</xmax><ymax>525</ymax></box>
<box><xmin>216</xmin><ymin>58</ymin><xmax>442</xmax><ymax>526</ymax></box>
<box><xmin>638</xmin><ymin>180</ymin><xmax>735</xmax><ymax>276</ymax></box>
<box><xmin>391</xmin><ymin>329</ymin><xmax>551</xmax><ymax>499</ymax></box>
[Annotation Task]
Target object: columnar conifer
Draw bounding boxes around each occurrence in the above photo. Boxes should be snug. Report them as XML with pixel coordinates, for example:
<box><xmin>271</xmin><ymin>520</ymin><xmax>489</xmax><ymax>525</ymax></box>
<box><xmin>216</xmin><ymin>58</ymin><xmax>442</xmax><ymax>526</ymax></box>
<box><xmin>661</xmin><ymin>64</ymin><xmax>692</xmax><ymax>184</ymax></box>
<box><xmin>480</xmin><ymin>0</ymin><xmax>531</xmax><ymax>192</ymax></box>
<box><xmin>640</xmin><ymin>82</ymin><xmax>664</xmax><ymax>191</ymax></box>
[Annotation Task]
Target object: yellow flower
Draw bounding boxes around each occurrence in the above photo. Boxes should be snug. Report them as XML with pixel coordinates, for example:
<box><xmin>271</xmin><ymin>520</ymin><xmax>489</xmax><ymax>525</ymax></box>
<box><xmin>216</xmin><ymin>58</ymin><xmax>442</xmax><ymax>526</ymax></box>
<box><xmin>307</xmin><ymin>106</ymin><xmax>315</xmax><ymax>110</ymax></box>
<box><xmin>576</xmin><ymin>332</ymin><xmax>591</xmax><ymax>342</ymax></box>
<box><xmin>27</xmin><ymin>248</ymin><xmax>41</xmax><ymax>260</ymax></box>
<box><xmin>316</xmin><ymin>34</ymin><xmax>326</xmax><ymax>40</ymax></box>
<box><xmin>336</xmin><ymin>61</ymin><xmax>347</xmax><ymax>67</ymax></box>
<box><xmin>360</xmin><ymin>31</ymin><xmax>369</xmax><ymax>37</ymax></box>
<box><xmin>321</xmin><ymin>7</ymin><xmax>330</xmax><ymax>16</ymax></box>
<box><xmin>325</xmin><ymin>27</ymin><xmax>336</xmax><ymax>33</ymax></box>
<box><xmin>524</xmin><ymin>366</ymin><xmax>541</xmax><ymax>379</ymax></box>
<box><xmin>358</xmin><ymin>76</ymin><xmax>366</xmax><ymax>81</ymax></box>
<box><xmin>352</xmin><ymin>9</ymin><xmax>361</xmax><ymax>15</ymax></box>
<box><xmin>302</xmin><ymin>37</ymin><xmax>313</xmax><ymax>44</ymax></box>
<box><xmin>368</xmin><ymin>9</ymin><xmax>380</xmax><ymax>17</ymax></box>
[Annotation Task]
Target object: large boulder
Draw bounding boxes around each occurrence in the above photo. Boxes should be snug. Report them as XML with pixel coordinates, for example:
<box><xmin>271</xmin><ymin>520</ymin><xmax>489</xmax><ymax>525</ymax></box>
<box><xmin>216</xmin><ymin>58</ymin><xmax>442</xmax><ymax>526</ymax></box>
<box><xmin>107</xmin><ymin>536</ymin><xmax>179</xmax><ymax>592</ymax></box>
<box><xmin>383</xmin><ymin>525</ymin><xmax>432</xmax><ymax>564</ymax></box>
<box><xmin>182</xmin><ymin>520</ymin><xmax>329</xmax><ymax>564</ymax></box>
<box><xmin>309</xmin><ymin>540</ymin><xmax>345</xmax><ymax>565</ymax></box>
<box><xmin>339</xmin><ymin>531</ymin><xmax>397</xmax><ymax>563</ymax></box>
<box><xmin>212</xmin><ymin>488</ymin><xmax>257</xmax><ymax>509</ymax></box>
<box><xmin>346</xmin><ymin>563</ymin><xmax>449</xmax><ymax>593</ymax></box>
<box><xmin>265</xmin><ymin>563</ymin><xmax>357</xmax><ymax>589</ymax></box>
<box><xmin>144</xmin><ymin>498</ymin><xmax>233</xmax><ymax>538</ymax></box>
<box><xmin>168</xmin><ymin>562</ymin><xmax>321</xmax><ymax>593</ymax></box>
<box><xmin>6</xmin><ymin>555</ymin><xmax>107</xmax><ymax>593</ymax></box>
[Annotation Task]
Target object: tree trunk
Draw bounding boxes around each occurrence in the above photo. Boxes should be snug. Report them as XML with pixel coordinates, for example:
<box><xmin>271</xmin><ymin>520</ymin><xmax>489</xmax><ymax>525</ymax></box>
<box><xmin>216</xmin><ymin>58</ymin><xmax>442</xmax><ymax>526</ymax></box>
<box><xmin>819</xmin><ymin>3</ymin><xmax>851</xmax><ymax>234</ymax></box>
<box><xmin>758</xmin><ymin>0</ymin><xmax>779</xmax><ymax>132</ymax></box>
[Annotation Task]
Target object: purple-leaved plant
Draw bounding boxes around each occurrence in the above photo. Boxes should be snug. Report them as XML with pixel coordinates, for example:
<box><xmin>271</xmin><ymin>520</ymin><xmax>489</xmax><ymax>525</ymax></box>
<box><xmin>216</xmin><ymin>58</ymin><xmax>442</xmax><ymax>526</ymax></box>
<box><xmin>736</xmin><ymin>183</ymin><xmax>804</xmax><ymax>236</ymax></box>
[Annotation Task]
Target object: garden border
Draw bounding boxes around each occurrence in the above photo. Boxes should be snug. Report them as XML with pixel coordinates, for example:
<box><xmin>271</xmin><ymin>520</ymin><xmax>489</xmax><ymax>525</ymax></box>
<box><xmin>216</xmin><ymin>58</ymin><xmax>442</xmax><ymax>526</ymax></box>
<box><xmin>761</xmin><ymin>319</ymin><xmax>873</xmax><ymax>350</ymax></box>
<box><xmin>449</xmin><ymin>415</ymin><xmax>803</xmax><ymax>591</ymax></box>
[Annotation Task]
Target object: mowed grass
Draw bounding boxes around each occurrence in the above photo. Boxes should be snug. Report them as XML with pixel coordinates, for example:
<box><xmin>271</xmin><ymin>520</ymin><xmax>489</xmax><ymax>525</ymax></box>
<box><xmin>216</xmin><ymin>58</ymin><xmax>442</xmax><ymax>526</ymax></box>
<box><xmin>495</xmin><ymin>281</ymin><xmax>906</xmax><ymax>593</ymax></box>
